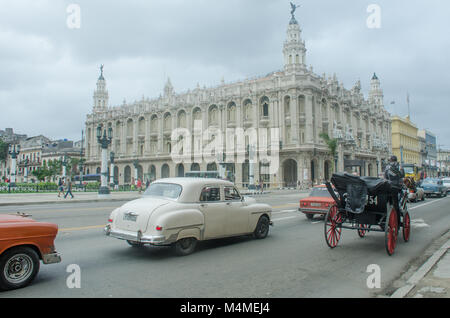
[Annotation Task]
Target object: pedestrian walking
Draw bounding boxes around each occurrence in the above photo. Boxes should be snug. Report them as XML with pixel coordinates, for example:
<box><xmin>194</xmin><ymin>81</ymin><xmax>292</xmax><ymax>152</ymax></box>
<box><xmin>64</xmin><ymin>179</ymin><xmax>74</xmax><ymax>199</ymax></box>
<box><xmin>57</xmin><ymin>178</ymin><xmax>64</xmax><ymax>197</ymax></box>
<box><xmin>137</xmin><ymin>178</ymin><xmax>142</xmax><ymax>194</ymax></box>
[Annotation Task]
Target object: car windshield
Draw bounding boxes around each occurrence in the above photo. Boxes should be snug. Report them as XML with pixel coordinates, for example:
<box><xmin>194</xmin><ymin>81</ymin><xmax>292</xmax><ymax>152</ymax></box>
<box><xmin>422</xmin><ymin>179</ymin><xmax>435</xmax><ymax>185</ymax></box>
<box><xmin>143</xmin><ymin>183</ymin><xmax>182</xmax><ymax>199</ymax></box>
<box><xmin>309</xmin><ymin>187</ymin><xmax>332</xmax><ymax>198</ymax></box>
<box><xmin>442</xmin><ymin>179</ymin><xmax>450</xmax><ymax>184</ymax></box>
<box><xmin>403</xmin><ymin>167</ymin><xmax>414</xmax><ymax>174</ymax></box>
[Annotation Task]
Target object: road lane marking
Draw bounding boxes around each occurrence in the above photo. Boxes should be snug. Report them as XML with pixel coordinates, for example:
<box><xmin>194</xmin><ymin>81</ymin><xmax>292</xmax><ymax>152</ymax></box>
<box><xmin>59</xmin><ymin>225</ymin><xmax>106</xmax><ymax>232</ymax></box>
<box><xmin>409</xmin><ymin>196</ymin><xmax>448</xmax><ymax>211</ymax></box>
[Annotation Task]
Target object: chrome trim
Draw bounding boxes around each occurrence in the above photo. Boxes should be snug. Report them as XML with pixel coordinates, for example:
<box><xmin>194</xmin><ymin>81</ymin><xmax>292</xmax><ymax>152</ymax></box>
<box><xmin>42</xmin><ymin>252</ymin><xmax>62</xmax><ymax>265</ymax></box>
<box><xmin>107</xmin><ymin>228</ymin><xmax>167</xmax><ymax>245</ymax></box>
<box><xmin>299</xmin><ymin>208</ymin><xmax>327</xmax><ymax>214</ymax></box>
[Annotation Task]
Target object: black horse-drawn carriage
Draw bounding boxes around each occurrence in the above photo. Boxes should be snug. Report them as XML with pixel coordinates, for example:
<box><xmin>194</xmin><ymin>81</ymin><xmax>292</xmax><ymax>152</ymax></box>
<box><xmin>324</xmin><ymin>173</ymin><xmax>411</xmax><ymax>256</ymax></box>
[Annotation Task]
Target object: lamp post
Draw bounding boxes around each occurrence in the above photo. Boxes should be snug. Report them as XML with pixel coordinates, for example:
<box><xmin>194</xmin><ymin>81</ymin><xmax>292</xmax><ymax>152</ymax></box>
<box><xmin>61</xmin><ymin>155</ymin><xmax>68</xmax><ymax>179</ymax></box>
<box><xmin>133</xmin><ymin>159</ymin><xmax>139</xmax><ymax>186</ymax></box>
<box><xmin>110</xmin><ymin>151</ymin><xmax>115</xmax><ymax>188</ymax></box>
<box><xmin>79</xmin><ymin>129</ymin><xmax>85</xmax><ymax>187</ymax></box>
<box><xmin>23</xmin><ymin>157</ymin><xmax>30</xmax><ymax>183</ymax></box>
<box><xmin>97</xmin><ymin>125</ymin><xmax>113</xmax><ymax>195</ymax></box>
<box><xmin>8</xmin><ymin>143</ymin><xmax>20</xmax><ymax>187</ymax></box>
<box><xmin>78</xmin><ymin>158</ymin><xmax>85</xmax><ymax>187</ymax></box>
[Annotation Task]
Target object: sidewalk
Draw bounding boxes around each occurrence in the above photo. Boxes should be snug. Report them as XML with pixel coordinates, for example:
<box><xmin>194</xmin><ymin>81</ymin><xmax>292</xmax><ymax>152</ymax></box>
<box><xmin>0</xmin><ymin>191</ymin><xmax>142</xmax><ymax>206</ymax></box>
<box><xmin>0</xmin><ymin>188</ymin><xmax>310</xmax><ymax>207</ymax></box>
<box><xmin>390</xmin><ymin>230</ymin><xmax>450</xmax><ymax>298</ymax></box>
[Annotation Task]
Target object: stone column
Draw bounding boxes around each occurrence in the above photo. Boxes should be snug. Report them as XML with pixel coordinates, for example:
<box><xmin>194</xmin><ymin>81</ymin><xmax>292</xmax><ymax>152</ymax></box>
<box><xmin>305</xmin><ymin>94</ymin><xmax>314</xmax><ymax>144</ymax></box>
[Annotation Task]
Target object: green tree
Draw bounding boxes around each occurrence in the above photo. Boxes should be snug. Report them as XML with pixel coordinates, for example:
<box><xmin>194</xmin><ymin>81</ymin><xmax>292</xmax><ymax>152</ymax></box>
<box><xmin>320</xmin><ymin>132</ymin><xmax>338</xmax><ymax>172</ymax></box>
<box><xmin>0</xmin><ymin>140</ymin><xmax>9</xmax><ymax>161</ymax></box>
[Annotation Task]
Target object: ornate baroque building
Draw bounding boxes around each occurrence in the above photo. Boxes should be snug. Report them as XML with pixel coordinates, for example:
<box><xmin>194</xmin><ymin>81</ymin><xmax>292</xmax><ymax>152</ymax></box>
<box><xmin>84</xmin><ymin>8</ymin><xmax>391</xmax><ymax>189</ymax></box>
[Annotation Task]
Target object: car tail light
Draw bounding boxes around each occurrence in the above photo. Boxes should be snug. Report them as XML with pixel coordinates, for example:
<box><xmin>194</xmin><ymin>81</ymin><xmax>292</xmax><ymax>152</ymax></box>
<box><xmin>108</xmin><ymin>218</ymin><xmax>113</xmax><ymax>223</ymax></box>
<box><xmin>156</xmin><ymin>226</ymin><xmax>163</xmax><ymax>231</ymax></box>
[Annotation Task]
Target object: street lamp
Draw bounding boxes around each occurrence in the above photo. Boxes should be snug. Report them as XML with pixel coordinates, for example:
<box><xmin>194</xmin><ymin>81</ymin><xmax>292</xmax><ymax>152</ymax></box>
<box><xmin>61</xmin><ymin>155</ymin><xmax>68</xmax><ymax>179</ymax></box>
<box><xmin>23</xmin><ymin>157</ymin><xmax>30</xmax><ymax>183</ymax></box>
<box><xmin>8</xmin><ymin>143</ymin><xmax>20</xmax><ymax>187</ymax></box>
<box><xmin>133</xmin><ymin>159</ymin><xmax>139</xmax><ymax>185</ymax></box>
<box><xmin>97</xmin><ymin>125</ymin><xmax>113</xmax><ymax>195</ymax></box>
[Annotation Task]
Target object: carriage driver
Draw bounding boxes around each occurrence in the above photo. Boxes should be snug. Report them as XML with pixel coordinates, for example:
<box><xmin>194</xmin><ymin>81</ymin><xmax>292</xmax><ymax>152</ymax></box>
<box><xmin>383</xmin><ymin>155</ymin><xmax>405</xmax><ymax>222</ymax></box>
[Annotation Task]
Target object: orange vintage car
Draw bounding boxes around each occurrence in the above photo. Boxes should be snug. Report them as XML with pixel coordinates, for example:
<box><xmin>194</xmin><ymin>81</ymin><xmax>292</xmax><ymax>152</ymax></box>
<box><xmin>0</xmin><ymin>213</ymin><xmax>61</xmax><ymax>291</ymax></box>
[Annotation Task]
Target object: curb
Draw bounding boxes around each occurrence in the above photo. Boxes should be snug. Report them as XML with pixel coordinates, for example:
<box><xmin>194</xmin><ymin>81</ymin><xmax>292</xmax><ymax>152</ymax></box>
<box><xmin>390</xmin><ymin>237</ymin><xmax>450</xmax><ymax>298</ymax></box>
<box><xmin>0</xmin><ymin>196</ymin><xmax>141</xmax><ymax>207</ymax></box>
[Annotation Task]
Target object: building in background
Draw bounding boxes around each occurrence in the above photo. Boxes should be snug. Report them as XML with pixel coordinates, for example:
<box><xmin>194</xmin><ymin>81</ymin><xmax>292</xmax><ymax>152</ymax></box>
<box><xmin>418</xmin><ymin>129</ymin><xmax>437</xmax><ymax>177</ymax></box>
<box><xmin>437</xmin><ymin>148</ymin><xmax>450</xmax><ymax>177</ymax></box>
<box><xmin>16</xmin><ymin>135</ymin><xmax>51</xmax><ymax>183</ymax></box>
<box><xmin>391</xmin><ymin>115</ymin><xmax>419</xmax><ymax>167</ymax></box>
<box><xmin>84</xmin><ymin>5</ymin><xmax>391</xmax><ymax>189</ymax></box>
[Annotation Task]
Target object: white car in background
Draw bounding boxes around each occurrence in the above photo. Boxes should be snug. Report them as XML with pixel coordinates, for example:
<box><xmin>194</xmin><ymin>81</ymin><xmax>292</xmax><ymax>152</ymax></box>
<box><xmin>105</xmin><ymin>178</ymin><xmax>272</xmax><ymax>256</ymax></box>
<box><xmin>442</xmin><ymin>178</ymin><xmax>450</xmax><ymax>193</ymax></box>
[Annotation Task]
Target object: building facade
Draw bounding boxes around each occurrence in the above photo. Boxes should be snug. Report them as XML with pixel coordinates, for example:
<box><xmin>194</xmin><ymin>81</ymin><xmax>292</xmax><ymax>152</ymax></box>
<box><xmin>391</xmin><ymin>116</ymin><xmax>420</xmax><ymax>166</ymax></box>
<box><xmin>417</xmin><ymin>129</ymin><xmax>438</xmax><ymax>177</ymax></box>
<box><xmin>84</xmin><ymin>7</ymin><xmax>391</xmax><ymax>189</ymax></box>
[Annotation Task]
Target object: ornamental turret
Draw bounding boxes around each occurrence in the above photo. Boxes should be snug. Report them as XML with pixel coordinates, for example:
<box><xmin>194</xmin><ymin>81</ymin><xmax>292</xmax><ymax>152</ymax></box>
<box><xmin>283</xmin><ymin>3</ymin><xmax>307</xmax><ymax>73</ymax></box>
<box><xmin>93</xmin><ymin>64</ymin><xmax>109</xmax><ymax>112</ymax></box>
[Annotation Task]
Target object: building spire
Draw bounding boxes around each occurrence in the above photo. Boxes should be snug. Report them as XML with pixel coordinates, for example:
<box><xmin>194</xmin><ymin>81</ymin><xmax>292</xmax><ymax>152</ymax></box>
<box><xmin>283</xmin><ymin>2</ymin><xmax>306</xmax><ymax>73</ymax></box>
<box><xmin>93</xmin><ymin>65</ymin><xmax>109</xmax><ymax>112</ymax></box>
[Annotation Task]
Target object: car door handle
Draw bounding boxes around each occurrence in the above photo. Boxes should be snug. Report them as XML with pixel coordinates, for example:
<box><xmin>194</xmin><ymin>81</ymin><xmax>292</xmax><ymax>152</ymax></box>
<box><xmin>200</xmin><ymin>203</ymin><xmax>207</xmax><ymax>208</ymax></box>
<box><xmin>226</xmin><ymin>202</ymin><xmax>231</xmax><ymax>206</ymax></box>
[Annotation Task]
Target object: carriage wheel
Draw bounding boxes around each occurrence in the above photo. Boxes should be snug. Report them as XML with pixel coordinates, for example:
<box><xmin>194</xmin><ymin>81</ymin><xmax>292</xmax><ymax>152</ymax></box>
<box><xmin>324</xmin><ymin>205</ymin><xmax>342</xmax><ymax>248</ymax></box>
<box><xmin>385</xmin><ymin>206</ymin><xmax>398</xmax><ymax>256</ymax></box>
<box><xmin>358</xmin><ymin>224</ymin><xmax>369</xmax><ymax>238</ymax></box>
<box><xmin>402</xmin><ymin>211</ymin><xmax>411</xmax><ymax>242</ymax></box>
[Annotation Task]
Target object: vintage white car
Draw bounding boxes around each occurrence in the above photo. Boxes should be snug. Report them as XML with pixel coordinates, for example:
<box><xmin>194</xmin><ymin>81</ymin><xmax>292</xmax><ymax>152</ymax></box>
<box><xmin>104</xmin><ymin>178</ymin><xmax>272</xmax><ymax>255</ymax></box>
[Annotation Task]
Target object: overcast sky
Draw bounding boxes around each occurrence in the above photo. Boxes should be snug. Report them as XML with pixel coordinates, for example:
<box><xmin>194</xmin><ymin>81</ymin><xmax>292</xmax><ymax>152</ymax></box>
<box><xmin>1</xmin><ymin>0</ymin><xmax>449</xmax><ymax>148</ymax></box>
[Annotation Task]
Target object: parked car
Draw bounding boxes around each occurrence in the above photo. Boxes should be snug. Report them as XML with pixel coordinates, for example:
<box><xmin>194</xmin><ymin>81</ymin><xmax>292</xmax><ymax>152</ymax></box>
<box><xmin>299</xmin><ymin>185</ymin><xmax>336</xmax><ymax>220</ymax></box>
<box><xmin>421</xmin><ymin>178</ymin><xmax>447</xmax><ymax>198</ymax></box>
<box><xmin>442</xmin><ymin>177</ymin><xmax>450</xmax><ymax>193</ymax></box>
<box><xmin>0</xmin><ymin>213</ymin><xmax>61</xmax><ymax>291</ymax></box>
<box><xmin>105</xmin><ymin>178</ymin><xmax>273</xmax><ymax>256</ymax></box>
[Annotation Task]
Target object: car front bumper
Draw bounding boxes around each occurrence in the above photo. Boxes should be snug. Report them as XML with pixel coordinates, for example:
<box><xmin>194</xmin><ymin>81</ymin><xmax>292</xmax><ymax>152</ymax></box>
<box><xmin>104</xmin><ymin>224</ymin><xmax>169</xmax><ymax>245</ymax></box>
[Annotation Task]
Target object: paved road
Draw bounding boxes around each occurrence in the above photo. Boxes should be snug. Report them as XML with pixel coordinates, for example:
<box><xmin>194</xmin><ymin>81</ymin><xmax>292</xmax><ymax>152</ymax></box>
<box><xmin>0</xmin><ymin>191</ymin><xmax>449</xmax><ymax>298</ymax></box>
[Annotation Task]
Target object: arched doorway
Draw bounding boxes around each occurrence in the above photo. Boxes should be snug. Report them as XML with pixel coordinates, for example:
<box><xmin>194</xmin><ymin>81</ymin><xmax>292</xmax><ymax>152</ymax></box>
<box><xmin>283</xmin><ymin>159</ymin><xmax>297</xmax><ymax>188</ymax></box>
<box><xmin>124</xmin><ymin>166</ymin><xmax>131</xmax><ymax>184</ymax></box>
<box><xmin>177</xmin><ymin>164</ymin><xmax>185</xmax><ymax>177</ymax></box>
<box><xmin>191</xmin><ymin>163</ymin><xmax>200</xmax><ymax>171</ymax></box>
<box><xmin>207</xmin><ymin>162</ymin><xmax>217</xmax><ymax>171</ymax></box>
<box><xmin>113</xmin><ymin>166</ymin><xmax>119</xmax><ymax>184</ymax></box>
<box><xmin>324</xmin><ymin>161</ymin><xmax>330</xmax><ymax>181</ymax></box>
<box><xmin>161</xmin><ymin>164</ymin><xmax>170</xmax><ymax>178</ymax></box>
<box><xmin>148</xmin><ymin>165</ymin><xmax>156</xmax><ymax>181</ymax></box>
<box><xmin>311</xmin><ymin>160</ymin><xmax>316</xmax><ymax>184</ymax></box>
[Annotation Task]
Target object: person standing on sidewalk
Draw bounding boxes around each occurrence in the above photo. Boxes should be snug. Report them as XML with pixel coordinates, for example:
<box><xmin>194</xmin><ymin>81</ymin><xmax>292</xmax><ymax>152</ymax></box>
<box><xmin>64</xmin><ymin>178</ymin><xmax>74</xmax><ymax>199</ymax></box>
<box><xmin>57</xmin><ymin>178</ymin><xmax>64</xmax><ymax>197</ymax></box>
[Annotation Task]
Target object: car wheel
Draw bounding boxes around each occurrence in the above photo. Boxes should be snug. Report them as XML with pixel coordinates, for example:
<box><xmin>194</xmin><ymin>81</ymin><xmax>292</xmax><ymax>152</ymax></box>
<box><xmin>306</xmin><ymin>213</ymin><xmax>314</xmax><ymax>220</ymax></box>
<box><xmin>173</xmin><ymin>238</ymin><xmax>197</xmax><ymax>256</ymax></box>
<box><xmin>126</xmin><ymin>240</ymin><xmax>144</xmax><ymax>247</ymax></box>
<box><xmin>0</xmin><ymin>247</ymin><xmax>40</xmax><ymax>291</ymax></box>
<box><xmin>254</xmin><ymin>215</ymin><xmax>270</xmax><ymax>239</ymax></box>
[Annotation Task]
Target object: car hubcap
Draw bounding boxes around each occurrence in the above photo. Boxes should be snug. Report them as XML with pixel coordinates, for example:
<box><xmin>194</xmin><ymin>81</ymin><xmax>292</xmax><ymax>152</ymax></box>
<box><xmin>4</xmin><ymin>254</ymin><xmax>33</xmax><ymax>284</ymax></box>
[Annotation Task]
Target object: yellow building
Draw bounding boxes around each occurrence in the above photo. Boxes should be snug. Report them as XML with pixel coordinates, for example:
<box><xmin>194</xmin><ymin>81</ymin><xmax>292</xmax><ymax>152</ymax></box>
<box><xmin>391</xmin><ymin>116</ymin><xmax>420</xmax><ymax>165</ymax></box>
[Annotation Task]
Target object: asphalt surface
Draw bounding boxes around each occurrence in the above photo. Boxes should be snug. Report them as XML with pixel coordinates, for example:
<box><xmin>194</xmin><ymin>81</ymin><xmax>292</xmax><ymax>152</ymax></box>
<box><xmin>0</xmin><ymin>191</ymin><xmax>449</xmax><ymax>298</ymax></box>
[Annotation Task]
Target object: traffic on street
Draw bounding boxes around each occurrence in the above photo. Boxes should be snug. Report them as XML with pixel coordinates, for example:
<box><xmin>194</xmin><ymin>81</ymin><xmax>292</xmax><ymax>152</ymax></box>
<box><xmin>0</xmin><ymin>187</ymin><xmax>449</xmax><ymax>298</ymax></box>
